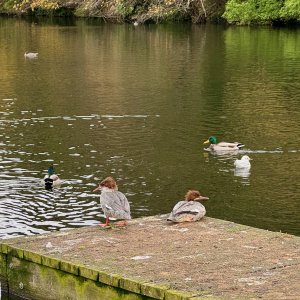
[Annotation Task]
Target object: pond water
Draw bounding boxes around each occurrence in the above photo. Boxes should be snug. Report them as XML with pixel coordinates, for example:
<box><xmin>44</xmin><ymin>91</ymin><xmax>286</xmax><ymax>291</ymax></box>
<box><xmin>0</xmin><ymin>17</ymin><xmax>299</xmax><ymax>238</ymax></box>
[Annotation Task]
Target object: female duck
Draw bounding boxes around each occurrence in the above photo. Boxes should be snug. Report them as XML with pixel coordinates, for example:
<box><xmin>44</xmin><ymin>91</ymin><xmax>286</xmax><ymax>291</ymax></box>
<box><xmin>43</xmin><ymin>165</ymin><xmax>61</xmax><ymax>189</ymax></box>
<box><xmin>167</xmin><ymin>190</ymin><xmax>209</xmax><ymax>223</ymax></box>
<box><xmin>93</xmin><ymin>176</ymin><xmax>131</xmax><ymax>227</ymax></box>
<box><xmin>204</xmin><ymin>136</ymin><xmax>244</xmax><ymax>152</ymax></box>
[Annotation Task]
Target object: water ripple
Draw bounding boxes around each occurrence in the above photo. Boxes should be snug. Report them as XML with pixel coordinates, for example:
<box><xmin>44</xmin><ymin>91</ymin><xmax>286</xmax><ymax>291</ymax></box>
<box><xmin>1</xmin><ymin>20</ymin><xmax>300</xmax><ymax>238</ymax></box>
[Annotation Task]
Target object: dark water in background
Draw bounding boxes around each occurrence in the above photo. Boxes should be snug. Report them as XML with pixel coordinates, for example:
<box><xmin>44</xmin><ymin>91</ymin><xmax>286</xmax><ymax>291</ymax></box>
<box><xmin>0</xmin><ymin>17</ymin><xmax>299</xmax><ymax>238</ymax></box>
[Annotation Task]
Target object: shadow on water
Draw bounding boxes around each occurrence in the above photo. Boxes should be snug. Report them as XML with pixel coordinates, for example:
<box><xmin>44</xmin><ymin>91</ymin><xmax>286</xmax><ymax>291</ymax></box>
<box><xmin>21</xmin><ymin>15</ymin><xmax>106</xmax><ymax>26</ymax></box>
<box><xmin>25</xmin><ymin>16</ymin><xmax>78</xmax><ymax>26</ymax></box>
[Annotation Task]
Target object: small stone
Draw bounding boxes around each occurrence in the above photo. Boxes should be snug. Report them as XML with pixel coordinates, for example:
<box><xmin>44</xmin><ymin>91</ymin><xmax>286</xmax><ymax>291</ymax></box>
<box><xmin>46</xmin><ymin>242</ymin><xmax>53</xmax><ymax>248</ymax></box>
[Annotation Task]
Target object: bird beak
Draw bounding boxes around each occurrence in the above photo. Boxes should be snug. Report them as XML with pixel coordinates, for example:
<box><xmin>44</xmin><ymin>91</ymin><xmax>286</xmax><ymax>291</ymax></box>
<box><xmin>93</xmin><ymin>186</ymin><xmax>101</xmax><ymax>193</ymax></box>
<box><xmin>203</xmin><ymin>139</ymin><xmax>209</xmax><ymax>144</ymax></box>
<box><xmin>195</xmin><ymin>196</ymin><xmax>209</xmax><ymax>200</ymax></box>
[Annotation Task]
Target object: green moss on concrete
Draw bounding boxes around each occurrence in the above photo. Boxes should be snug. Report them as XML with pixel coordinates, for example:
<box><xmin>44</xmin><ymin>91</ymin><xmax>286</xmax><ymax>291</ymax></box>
<box><xmin>7</xmin><ymin>255</ymin><xmax>23</xmax><ymax>270</ymax></box>
<box><xmin>7</xmin><ymin>245</ymin><xmax>23</xmax><ymax>259</ymax></box>
<box><xmin>141</xmin><ymin>283</ymin><xmax>170</xmax><ymax>299</ymax></box>
<box><xmin>60</xmin><ymin>260</ymin><xmax>79</xmax><ymax>275</ymax></box>
<box><xmin>0</xmin><ymin>253</ymin><xmax>7</xmax><ymax>273</ymax></box>
<box><xmin>3</xmin><ymin>255</ymin><xmax>156</xmax><ymax>300</ymax></box>
<box><xmin>98</xmin><ymin>271</ymin><xmax>121</xmax><ymax>287</ymax></box>
<box><xmin>6</xmin><ymin>256</ymin><xmax>32</xmax><ymax>297</ymax></box>
<box><xmin>1</xmin><ymin>215</ymin><xmax>300</xmax><ymax>299</ymax></box>
<box><xmin>1</xmin><ymin>246</ymin><xmax>156</xmax><ymax>299</ymax></box>
<box><xmin>79</xmin><ymin>265</ymin><xmax>99</xmax><ymax>281</ymax></box>
<box><xmin>0</xmin><ymin>243</ymin><xmax>8</xmax><ymax>254</ymax></box>
<box><xmin>165</xmin><ymin>289</ymin><xmax>196</xmax><ymax>300</ymax></box>
<box><xmin>0</xmin><ymin>253</ymin><xmax>8</xmax><ymax>292</ymax></box>
<box><xmin>41</xmin><ymin>255</ymin><xmax>60</xmax><ymax>269</ymax></box>
<box><xmin>23</xmin><ymin>250</ymin><xmax>42</xmax><ymax>264</ymax></box>
<box><xmin>119</xmin><ymin>277</ymin><xmax>144</xmax><ymax>294</ymax></box>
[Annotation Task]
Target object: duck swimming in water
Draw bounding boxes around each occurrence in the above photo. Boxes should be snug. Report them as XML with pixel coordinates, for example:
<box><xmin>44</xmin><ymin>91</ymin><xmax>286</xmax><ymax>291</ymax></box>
<box><xmin>204</xmin><ymin>136</ymin><xmax>244</xmax><ymax>152</ymax></box>
<box><xmin>24</xmin><ymin>52</ymin><xmax>38</xmax><ymax>59</ymax></box>
<box><xmin>43</xmin><ymin>165</ymin><xmax>61</xmax><ymax>189</ymax></box>
<box><xmin>234</xmin><ymin>155</ymin><xmax>252</xmax><ymax>169</ymax></box>
<box><xmin>167</xmin><ymin>190</ymin><xmax>209</xmax><ymax>223</ymax></box>
<box><xmin>93</xmin><ymin>176</ymin><xmax>131</xmax><ymax>227</ymax></box>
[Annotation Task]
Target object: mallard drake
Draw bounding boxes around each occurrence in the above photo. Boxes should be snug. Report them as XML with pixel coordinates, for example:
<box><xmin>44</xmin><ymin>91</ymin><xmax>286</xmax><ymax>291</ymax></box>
<box><xmin>234</xmin><ymin>155</ymin><xmax>252</xmax><ymax>169</ymax></box>
<box><xmin>204</xmin><ymin>136</ymin><xmax>244</xmax><ymax>152</ymax></box>
<box><xmin>93</xmin><ymin>176</ymin><xmax>131</xmax><ymax>227</ymax></box>
<box><xmin>24</xmin><ymin>52</ymin><xmax>38</xmax><ymax>59</ymax></box>
<box><xmin>43</xmin><ymin>165</ymin><xmax>61</xmax><ymax>189</ymax></box>
<box><xmin>167</xmin><ymin>190</ymin><xmax>209</xmax><ymax>223</ymax></box>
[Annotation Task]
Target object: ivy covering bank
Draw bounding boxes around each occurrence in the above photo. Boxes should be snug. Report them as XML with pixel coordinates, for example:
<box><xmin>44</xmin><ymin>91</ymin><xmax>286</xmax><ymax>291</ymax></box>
<box><xmin>224</xmin><ymin>0</ymin><xmax>300</xmax><ymax>25</ymax></box>
<box><xmin>0</xmin><ymin>0</ymin><xmax>299</xmax><ymax>25</ymax></box>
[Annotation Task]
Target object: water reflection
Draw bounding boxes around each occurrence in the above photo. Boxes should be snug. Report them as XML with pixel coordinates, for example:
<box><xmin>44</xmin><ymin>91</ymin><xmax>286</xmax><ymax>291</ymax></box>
<box><xmin>0</xmin><ymin>18</ymin><xmax>300</xmax><ymax>238</ymax></box>
<box><xmin>204</xmin><ymin>148</ymin><xmax>239</xmax><ymax>157</ymax></box>
<box><xmin>234</xmin><ymin>167</ymin><xmax>251</xmax><ymax>182</ymax></box>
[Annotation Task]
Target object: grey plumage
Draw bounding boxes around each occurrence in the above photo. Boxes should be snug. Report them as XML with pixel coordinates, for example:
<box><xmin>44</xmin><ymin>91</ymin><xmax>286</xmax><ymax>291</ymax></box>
<box><xmin>167</xmin><ymin>201</ymin><xmax>206</xmax><ymax>223</ymax></box>
<box><xmin>100</xmin><ymin>191</ymin><xmax>131</xmax><ymax>220</ymax></box>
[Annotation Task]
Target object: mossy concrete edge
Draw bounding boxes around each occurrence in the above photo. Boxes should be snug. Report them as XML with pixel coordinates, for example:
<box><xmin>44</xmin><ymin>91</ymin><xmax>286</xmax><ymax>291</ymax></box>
<box><xmin>0</xmin><ymin>243</ymin><xmax>216</xmax><ymax>300</ymax></box>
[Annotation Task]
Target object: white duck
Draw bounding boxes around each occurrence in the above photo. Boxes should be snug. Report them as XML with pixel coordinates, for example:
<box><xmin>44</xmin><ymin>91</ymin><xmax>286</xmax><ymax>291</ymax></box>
<box><xmin>234</xmin><ymin>155</ymin><xmax>252</xmax><ymax>169</ymax></box>
<box><xmin>24</xmin><ymin>52</ymin><xmax>38</xmax><ymax>59</ymax></box>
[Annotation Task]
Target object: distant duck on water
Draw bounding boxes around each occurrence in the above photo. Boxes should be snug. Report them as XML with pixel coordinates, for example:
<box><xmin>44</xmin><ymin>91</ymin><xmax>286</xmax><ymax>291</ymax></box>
<box><xmin>43</xmin><ymin>165</ymin><xmax>61</xmax><ymax>190</ymax></box>
<box><xmin>24</xmin><ymin>52</ymin><xmax>38</xmax><ymax>59</ymax></box>
<box><xmin>204</xmin><ymin>136</ymin><xmax>244</xmax><ymax>152</ymax></box>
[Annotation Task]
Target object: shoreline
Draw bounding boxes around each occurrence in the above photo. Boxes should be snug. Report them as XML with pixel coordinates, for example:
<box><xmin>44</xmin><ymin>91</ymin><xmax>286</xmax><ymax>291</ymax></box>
<box><xmin>0</xmin><ymin>0</ymin><xmax>299</xmax><ymax>26</ymax></box>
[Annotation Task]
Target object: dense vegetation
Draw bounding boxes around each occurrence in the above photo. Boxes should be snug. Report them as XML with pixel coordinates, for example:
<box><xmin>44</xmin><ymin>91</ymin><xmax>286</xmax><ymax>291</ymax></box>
<box><xmin>0</xmin><ymin>0</ymin><xmax>226</xmax><ymax>22</ymax></box>
<box><xmin>0</xmin><ymin>0</ymin><xmax>299</xmax><ymax>25</ymax></box>
<box><xmin>224</xmin><ymin>0</ymin><xmax>300</xmax><ymax>25</ymax></box>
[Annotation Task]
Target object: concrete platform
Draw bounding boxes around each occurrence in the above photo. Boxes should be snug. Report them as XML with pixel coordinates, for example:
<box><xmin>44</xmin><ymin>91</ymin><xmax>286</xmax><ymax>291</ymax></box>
<box><xmin>1</xmin><ymin>215</ymin><xmax>300</xmax><ymax>299</ymax></box>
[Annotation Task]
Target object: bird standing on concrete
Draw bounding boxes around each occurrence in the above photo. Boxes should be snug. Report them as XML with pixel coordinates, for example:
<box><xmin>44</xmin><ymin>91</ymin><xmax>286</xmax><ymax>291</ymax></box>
<box><xmin>93</xmin><ymin>176</ymin><xmax>131</xmax><ymax>227</ymax></box>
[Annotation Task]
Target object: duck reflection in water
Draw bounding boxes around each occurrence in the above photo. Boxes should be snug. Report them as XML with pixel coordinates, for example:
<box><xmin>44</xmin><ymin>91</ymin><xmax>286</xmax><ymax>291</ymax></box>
<box><xmin>234</xmin><ymin>168</ymin><xmax>251</xmax><ymax>178</ymax></box>
<box><xmin>93</xmin><ymin>176</ymin><xmax>131</xmax><ymax>227</ymax></box>
<box><xmin>167</xmin><ymin>190</ymin><xmax>209</xmax><ymax>223</ymax></box>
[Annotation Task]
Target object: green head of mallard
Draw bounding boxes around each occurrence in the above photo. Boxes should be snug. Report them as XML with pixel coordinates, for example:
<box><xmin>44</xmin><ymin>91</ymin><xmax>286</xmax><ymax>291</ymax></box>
<box><xmin>204</xmin><ymin>136</ymin><xmax>217</xmax><ymax>145</ymax></box>
<box><xmin>48</xmin><ymin>165</ymin><xmax>55</xmax><ymax>176</ymax></box>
